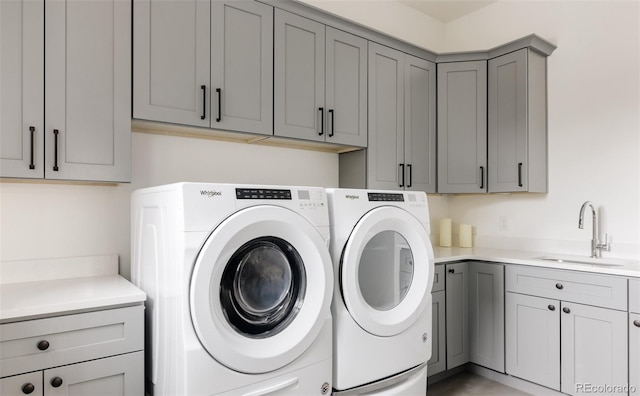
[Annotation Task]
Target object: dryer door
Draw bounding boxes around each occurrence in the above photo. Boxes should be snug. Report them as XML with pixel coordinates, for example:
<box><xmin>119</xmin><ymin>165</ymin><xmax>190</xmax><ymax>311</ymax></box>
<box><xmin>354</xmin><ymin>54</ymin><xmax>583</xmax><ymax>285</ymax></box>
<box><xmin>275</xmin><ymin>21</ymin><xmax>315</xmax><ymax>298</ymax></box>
<box><xmin>340</xmin><ymin>206</ymin><xmax>434</xmax><ymax>337</ymax></box>
<box><xmin>190</xmin><ymin>205</ymin><xmax>332</xmax><ymax>374</ymax></box>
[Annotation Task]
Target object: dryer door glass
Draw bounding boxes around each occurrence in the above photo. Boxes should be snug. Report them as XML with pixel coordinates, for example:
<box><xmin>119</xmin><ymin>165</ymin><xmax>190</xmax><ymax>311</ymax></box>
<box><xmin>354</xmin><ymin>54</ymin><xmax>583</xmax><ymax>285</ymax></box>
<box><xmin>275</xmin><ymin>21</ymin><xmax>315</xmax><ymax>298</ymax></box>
<box><xmin>359</xmin><ymin>230</ymin><xmax>413</xmax><ymax>311</ymax></box>
<box><xmin>220</xmin><ymin>237</ymin><xmax>306</xmax><ymax>338</ymax></box>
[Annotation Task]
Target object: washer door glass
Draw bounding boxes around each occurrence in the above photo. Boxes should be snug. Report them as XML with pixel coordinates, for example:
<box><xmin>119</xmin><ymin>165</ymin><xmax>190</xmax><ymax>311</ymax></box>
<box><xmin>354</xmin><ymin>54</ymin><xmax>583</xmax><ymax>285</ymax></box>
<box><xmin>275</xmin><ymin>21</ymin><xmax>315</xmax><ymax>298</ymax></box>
<box><xmin>340</xmin><ymin>206</ymin><xmax>434</xmax><ymax>337</ymax></box>
<box><xmin>359</xmin><ymin>231</ymin><xmax>413</xmax><ymax>311</ymax></box>
<box><xmin>190</xmin><ymin>205</ymin><xmax>333</xmax><ymax>374</ymax></box>
<box><xmin>220</xmin><ymin>237</ymin><xmax>306</xmax><ymax>338</ymax></box>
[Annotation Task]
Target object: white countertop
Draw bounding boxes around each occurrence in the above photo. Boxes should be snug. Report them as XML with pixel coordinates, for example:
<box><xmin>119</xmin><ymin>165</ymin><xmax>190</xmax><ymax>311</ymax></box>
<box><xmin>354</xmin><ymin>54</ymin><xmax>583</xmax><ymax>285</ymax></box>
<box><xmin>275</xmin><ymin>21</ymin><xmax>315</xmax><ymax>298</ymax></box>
<box><xmin>432</xmin><ymin>246</ymin><xmax>640</xmax><ymax>278</ymax></box>
<box><xmin>0</xmin><ymin>255</ymin><xmax>146</xmax><ymax>324</ymax></box>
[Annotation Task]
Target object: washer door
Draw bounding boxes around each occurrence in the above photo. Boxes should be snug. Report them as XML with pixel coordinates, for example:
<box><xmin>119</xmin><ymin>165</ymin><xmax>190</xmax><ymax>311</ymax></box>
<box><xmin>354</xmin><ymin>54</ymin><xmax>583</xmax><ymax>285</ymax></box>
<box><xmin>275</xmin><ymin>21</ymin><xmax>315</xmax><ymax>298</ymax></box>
<box><xmin>340</xmin><ymin>206</ymin><xmax>434</xmax><ymax>337</ymax></box>
<box><xmin>190</xmin><ymin>205</ymin><xmax>332</xmax><ymax>374</ymax></box>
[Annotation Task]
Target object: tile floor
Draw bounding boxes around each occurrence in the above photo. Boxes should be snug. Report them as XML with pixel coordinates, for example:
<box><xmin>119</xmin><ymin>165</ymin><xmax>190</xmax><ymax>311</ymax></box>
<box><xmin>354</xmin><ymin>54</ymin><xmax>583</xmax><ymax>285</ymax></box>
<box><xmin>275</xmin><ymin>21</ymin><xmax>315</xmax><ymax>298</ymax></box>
<box><xmin>427</xmin><ymin>371</ymin><xmax>531</xmax><ymax>396</ymax></box>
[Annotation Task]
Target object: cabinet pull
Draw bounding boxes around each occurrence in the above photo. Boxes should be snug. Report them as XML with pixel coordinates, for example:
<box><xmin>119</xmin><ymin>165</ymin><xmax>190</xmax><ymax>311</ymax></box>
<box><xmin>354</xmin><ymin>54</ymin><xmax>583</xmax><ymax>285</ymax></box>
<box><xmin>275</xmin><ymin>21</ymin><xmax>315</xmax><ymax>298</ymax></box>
<box><xmin>50</xmin><ymin>377</ymin><xmax>63</xmax><ymax>388</ymax></box>
<box><xmin>448</xmin><ymin>268</ymin><xmax>455</xmax><ymax>274</ymax></box>
<box><xmin>29</xmin><ymin>126</ymin><xmax>36</xmax><ymax>169</ymax></box>
<box><xmin>407</xmin><ymin>164</ymin><xmax>412</xmax><ymax>188</ymax></box>
<box><xmin>398</xmin><ymin>163</ymin><xmax>405</xmax><ymax>187</ymax></box>
<box><xmin>328</xmin><ymin>109</ymin><xmax>334</xmax><ymax>137</ymax></box>
<box><xmin>37</xmin><ymin>340</ymin><xmax>50</xmax><ymax>351</ymax></box>
<box><xmin>555</xmin><ymin>283</ymin><xmax>563</xmax><ymax>290</ymax></box>
<box><xmin>318</xmin><ymin>107</ymin><xmax>324</xmax><ymax>136</ymax></box>
<box><xmin>562</xmin><ymin>307</ymin><xmax>571</xmax><ymax>314</ymax></box>
<box><xmin>52</xmin><ymin>129</ymin><xmax>59</xmax><ymax>171</ymax></box>
<box><xmin>479</xmin><ymin>166</ymin><xmax>484</xmax><ymax>189</ymax></box>
<box><xmin>216</xmin><ymin>88</ymin><xmax>222</xmax><ymax>122</ymax></box>
<box><xmin>548</xmin><ymin>305</ymin><xmax>555</xmax><ymax>311</ymax></box>
<box><xmin>634</xmin><ymin>320</ymin><xmax>640</xmax><ymax>328</ymax></box>
<box><xmin>200</xmin><ymin>85</ymin><xmax>206</xmax><ymax>120</ymax></box>
<box><xmin>21</xmin><ymin>383</ymin><xmax>35</xmax><ymax>394</ymax></box>
<box><xmin>518</xmin><ymin>162</ymin><xmax>523</xmax><ymax>187</ymax></box>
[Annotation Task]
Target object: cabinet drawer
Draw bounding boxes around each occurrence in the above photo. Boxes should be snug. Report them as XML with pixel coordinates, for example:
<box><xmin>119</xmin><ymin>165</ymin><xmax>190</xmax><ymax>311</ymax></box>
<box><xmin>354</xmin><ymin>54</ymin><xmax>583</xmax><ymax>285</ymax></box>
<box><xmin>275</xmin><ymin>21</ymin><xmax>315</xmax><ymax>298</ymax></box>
<box><xmin>1</xmin><ymin>371</ymin><xmax>43</xmax><ymax>396</ymax></box>
<box><xmin>432</xmin><ymin>265</ymin><xmax>445</xmax><ymax>292</ymax></box>
<box><xmin>0</xmin><ymin>305</ymin><xmax>143</xmax><ymax>377</ymax></box>
<box><xmin>630</xmin><ymin>278</ymin><xmax>640</xmax><ymax>314</ymax></box>
<box><xmin>505</xmin><ymin>265</ymin><xmax>627</xmax><ymax>311</ymax></box>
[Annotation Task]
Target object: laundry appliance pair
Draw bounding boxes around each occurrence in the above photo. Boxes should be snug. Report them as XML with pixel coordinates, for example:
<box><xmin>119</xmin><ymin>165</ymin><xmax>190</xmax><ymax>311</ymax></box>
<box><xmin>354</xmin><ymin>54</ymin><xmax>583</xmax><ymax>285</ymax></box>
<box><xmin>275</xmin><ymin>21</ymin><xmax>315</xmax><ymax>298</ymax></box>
<box><xmin>132</xmin><ymin>183</ymin><xmax>434</xmax><ymax>395</ymax></box>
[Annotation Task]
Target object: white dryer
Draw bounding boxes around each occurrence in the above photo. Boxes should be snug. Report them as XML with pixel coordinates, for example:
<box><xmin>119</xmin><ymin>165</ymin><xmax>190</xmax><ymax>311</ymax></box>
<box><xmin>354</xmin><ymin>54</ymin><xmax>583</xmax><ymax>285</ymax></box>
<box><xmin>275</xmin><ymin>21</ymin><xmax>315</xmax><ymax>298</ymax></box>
<box><xmin>326</xmin><ymin>188</ymin><xmax>435</xmax><ymax>395</ymax></box>
<box><xmin>132</xmin><ymin>183</ymin><xmax>333</xmax><ymax>396</ymax></box>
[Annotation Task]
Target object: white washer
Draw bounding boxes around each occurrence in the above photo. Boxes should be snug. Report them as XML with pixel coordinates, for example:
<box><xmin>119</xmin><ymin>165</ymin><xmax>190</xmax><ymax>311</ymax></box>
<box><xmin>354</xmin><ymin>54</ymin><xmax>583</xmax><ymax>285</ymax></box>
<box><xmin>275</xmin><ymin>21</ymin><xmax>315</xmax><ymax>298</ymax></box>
<box><xmin>132</xmin><ymin>183</ymin><xmax>333</xmax><ymax>396</ymax></box>
<box><xmin>326</xmin><ymin>188</ymin><xmax>435</xmax><ymax>395</ymax></box>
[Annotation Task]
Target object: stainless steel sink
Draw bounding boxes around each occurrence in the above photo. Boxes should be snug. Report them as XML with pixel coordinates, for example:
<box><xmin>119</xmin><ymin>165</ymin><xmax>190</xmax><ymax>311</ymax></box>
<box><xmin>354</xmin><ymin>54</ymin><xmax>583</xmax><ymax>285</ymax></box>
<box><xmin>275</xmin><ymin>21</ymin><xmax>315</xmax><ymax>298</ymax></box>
<box><xmin>535</xmin><ymin>255</ymin><xmax>634</xmax><ymax>266</ymax></box>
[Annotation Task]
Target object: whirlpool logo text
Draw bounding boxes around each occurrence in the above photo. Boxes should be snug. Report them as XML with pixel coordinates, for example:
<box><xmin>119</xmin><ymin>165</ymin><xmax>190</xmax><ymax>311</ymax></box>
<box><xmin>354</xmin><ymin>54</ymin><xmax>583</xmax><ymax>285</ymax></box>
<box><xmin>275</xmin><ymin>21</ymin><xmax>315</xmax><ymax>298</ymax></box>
<box><xmin>200</xmin><ymin>190</ymin><xmax>222</xmax><ymax>197</ymax></box>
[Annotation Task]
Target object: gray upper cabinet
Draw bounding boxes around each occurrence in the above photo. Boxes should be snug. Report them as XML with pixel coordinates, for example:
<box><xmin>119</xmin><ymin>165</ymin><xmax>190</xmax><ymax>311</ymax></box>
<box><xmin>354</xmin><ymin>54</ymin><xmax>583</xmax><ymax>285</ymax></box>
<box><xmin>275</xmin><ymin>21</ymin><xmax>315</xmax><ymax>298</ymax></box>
<box><xmin>134</xmin><ymin>0</ymin><xmax>273</xmax><ymax>135</ymax></box>
<box><xmin>437</xmin><ymin>61</ymin><xmax>487</xmax><ymax>193</ymax></box>
<box><xmin>488</xmin><ymin>48</ymin><xmax>548</xmax><ymax>193</ymax></box>
<box><xmin>1</xmin><ymin>0</ymin><xmax>131</xmax><ymax>182</ymax></box>
<box><xmin>134</xmin><ymin>0</ymin><xmax>210</xmax><ymax>128</ymax></box>
<box><xmin>211</xmin><ymin>1</ymin><xmax>273</xmax><ymax>135</ymax></box>
<box><xmin>0</xmin><ymin>0</ymin><xmax>44</xmax><ymax>179</ymax></box>
<box><xmin>367</xmin><ymin>43</ymin><xmax>436</xmax><ymax>192</ymax></box>
<box><xmin>274</xmin><ymin>10</ymin><xmax>367</xmax><ymax>146</ymax></box>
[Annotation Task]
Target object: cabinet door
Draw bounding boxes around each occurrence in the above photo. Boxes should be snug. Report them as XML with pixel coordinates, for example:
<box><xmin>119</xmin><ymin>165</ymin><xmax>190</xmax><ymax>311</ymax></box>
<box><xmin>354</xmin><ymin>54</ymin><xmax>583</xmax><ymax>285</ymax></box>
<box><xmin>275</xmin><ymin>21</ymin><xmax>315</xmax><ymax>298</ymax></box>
<box><xmin>44</xmin><ymin>351</ymin><xmax>143</xmax><ymax>396</ymax></box>
<box><xmin>488</xmin><ymin>49</ymin><xmax>527</xmax><ymax>192</ymax></box>
<box><xmin>133</xmin><ymin>0</ymin><xmax>210</xmax><ymax>127</ymax></box>
<box><xmin>505</xmin><ymin>292</ymin><xmax>560</xmax><ymax>390</ymax></box>
<box><xmin>211</xmin><ymin>1</ymin><xmax>272</xmax><ymax>135</ymax></box>
<box><xmin>0</xmin><ymin>0</ymin><xmax>44</xmax><ymax>179</ymax></box>
<box><xmin>274</xmin><ymin>10</ymin><xmax>325</xmax><ymax>141</ymax></box>
<box><xmin>437</xmin><ymin>61</ymin><xmax>487</xmax><ymax>193</ymax></box>
<box><xmin>45</xmin><ymin>0</ymin><xmax>131</xmax><ymax>182</ymax></box>
<box><xmin>325</xmin><ymin>27</ymin><xmax>367</xmax><ymax>147</ymax></box>
<box><xmin>0</xmin><ymin>371</ymin><xmax>43</xmax><ymax>396</ymax></box>
<box><xmin>445</xmin><ymin>262</ymin><xmax>469</xmax><ymax>369</ymax></box>
<box><xmin>428</xmin><ymin>290</ymin><xmax>446</xmax><ymax>376</ymax></box>
<box><xmin>469</xmin><ymin>262</ymin><xmax>504</xmax><ymax>373</ymax></box>
<box><xmin>367</xmin><ymin>42</ymin><xmax>405</xmax><ymax>190</ymax></box>
<box><xmin>404</xmin><ymin>56</ymin><xmax>436</xmax><ymax>193</ymax></box>
<box><xmin>631</xmin><ymin>313</ymin><xmax>640</xmax><ymax>394</ymax></box>
<box><xmin>560</xmin><ymin>302</ymin><xmax>628</xmax><ymax>395</ymax></box>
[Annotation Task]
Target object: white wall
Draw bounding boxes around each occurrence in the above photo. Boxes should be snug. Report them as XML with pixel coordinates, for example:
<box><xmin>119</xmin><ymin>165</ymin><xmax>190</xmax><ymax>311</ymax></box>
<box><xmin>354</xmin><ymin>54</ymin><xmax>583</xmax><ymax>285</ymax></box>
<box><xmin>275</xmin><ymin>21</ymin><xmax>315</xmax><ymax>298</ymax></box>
<box><xmin>0</xmin><ymin>133</ymin><xmax>340</xmax><ymax>278</ymax></box>
<box><xmin>443</xmin><ymin>0</ymin><xmax>640</xmax><ymax>258</ymax></box>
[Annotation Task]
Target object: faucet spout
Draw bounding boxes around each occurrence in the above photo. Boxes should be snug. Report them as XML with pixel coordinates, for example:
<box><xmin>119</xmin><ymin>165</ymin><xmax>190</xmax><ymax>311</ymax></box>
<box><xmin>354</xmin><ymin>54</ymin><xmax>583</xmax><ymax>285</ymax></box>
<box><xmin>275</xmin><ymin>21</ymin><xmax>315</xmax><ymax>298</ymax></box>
<box><xmin>578</xmin><ymin>201</ymin><xmax>609</xmax><ymax>258</ymax></box>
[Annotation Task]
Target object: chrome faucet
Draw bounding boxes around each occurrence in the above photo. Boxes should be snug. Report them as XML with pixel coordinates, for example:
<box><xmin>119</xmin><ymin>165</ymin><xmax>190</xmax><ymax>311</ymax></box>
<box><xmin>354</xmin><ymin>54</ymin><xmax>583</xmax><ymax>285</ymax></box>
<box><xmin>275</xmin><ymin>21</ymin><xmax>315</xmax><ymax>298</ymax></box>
<box><xmin>578</xmin><ymin>201</ymin><xmax>610</xmax><ymax>258</ymax></box>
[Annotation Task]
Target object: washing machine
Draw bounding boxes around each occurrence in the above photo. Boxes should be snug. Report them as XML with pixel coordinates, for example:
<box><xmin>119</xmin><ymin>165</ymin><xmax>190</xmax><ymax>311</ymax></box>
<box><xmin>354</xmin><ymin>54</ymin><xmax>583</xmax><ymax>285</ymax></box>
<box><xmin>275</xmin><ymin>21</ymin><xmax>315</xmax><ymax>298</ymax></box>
<box><xmin>131</xmin><ymin>183</ymin><xmax>333</xmax><ymax>396</ymax></box>
<box><xmin>326</xmin><ymin>188</ymin><xmax>435</xmax><ymax>395</ymax></box>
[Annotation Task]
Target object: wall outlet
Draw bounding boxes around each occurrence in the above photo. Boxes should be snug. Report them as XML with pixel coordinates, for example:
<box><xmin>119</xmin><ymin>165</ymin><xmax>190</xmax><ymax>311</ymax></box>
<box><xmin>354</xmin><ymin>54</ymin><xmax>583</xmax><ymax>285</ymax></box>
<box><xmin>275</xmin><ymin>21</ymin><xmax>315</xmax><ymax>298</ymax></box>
<box><xmin>499</xmin><ymin>216</ymin><xmax>509</xmax><ymax>231</ymax></box>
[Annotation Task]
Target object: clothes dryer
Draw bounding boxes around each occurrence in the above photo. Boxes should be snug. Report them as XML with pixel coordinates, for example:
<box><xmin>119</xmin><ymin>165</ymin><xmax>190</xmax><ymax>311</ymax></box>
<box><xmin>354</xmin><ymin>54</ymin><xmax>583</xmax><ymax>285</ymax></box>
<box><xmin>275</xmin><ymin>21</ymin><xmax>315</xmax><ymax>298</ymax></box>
<box><xmin>326</xmin><ymin>188</ymin><xmax>435</xmax><ymax>395</ymax></box>
<box><xmin>132</xmin><ymin>183</ymin><xmax>333</xmax><ymax>395</ymax></box>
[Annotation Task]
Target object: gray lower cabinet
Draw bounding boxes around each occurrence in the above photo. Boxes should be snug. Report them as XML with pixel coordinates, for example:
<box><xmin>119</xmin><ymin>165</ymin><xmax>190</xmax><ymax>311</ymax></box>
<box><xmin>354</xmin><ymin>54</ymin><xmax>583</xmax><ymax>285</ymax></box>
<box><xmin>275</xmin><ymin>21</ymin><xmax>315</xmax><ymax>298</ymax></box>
<box><xmin>134</xmin><ymin>0</ymin><xmax>273</xmax><ymax>135</ymax></box>
<box><xmin>1</xmin><ymin>0</ymin><xmax>131</xmax><ymax>182</ymax></box>
<box><xmin>274</xmin><ymin>9</ymin><xmax>367</xmax><ymax>147</ymax></box>
<box><xmin>560</xmin><ymin>302</ymin><xmax>628</xmax><ymax>395</ymax></box>
<box><xmin>506</xmin><ymin>265</ymin><xmax>629</xmax><ymax>394</ymax></box>
<box><xmin>0</xmin><ymin>306</ymin><xmax>144</xmax><ymax>396</ymax></box>
<box><xmin>468</xmin><ymin>262</ymin><xmax>504</xmax><ymax>373</ymax></box>
<box><xmin>506</xmin><ymin>292</ymin><xmax>560</xmax><ymax>390</ymax></box>
<box><xmin>630</xmin><ymin>279</ymin><xmax>640</xmax><ymax>394</ymax></box>
<box><xmin>365</xmin><ymin>42</ymin><xmax>436</xmax><ymax>192</ymax></box>
<box><xmin>428</xmin><ymin>266</ymin><xmax>446</xmax><ymax>376</ymax></box>
<box><xmin>437</xmin><ymin>61</ymin><xmax>487</xmax><ymax>193</ymax></box>
<box><xmin>488</xmin><ymin>48</ymin><xmax>548</xmax><ymax>193</ymax></box>
<box><xmin>445</xmin><ymin>262</ymin><xmax>469</xmax><ymax>369</ymax></box>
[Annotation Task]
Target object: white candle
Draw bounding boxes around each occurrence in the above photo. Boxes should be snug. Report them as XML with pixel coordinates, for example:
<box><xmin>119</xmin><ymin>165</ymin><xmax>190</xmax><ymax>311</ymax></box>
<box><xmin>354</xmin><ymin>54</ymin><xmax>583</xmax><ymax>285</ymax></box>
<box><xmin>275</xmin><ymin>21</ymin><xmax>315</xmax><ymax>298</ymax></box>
<box><xmin>459</xmin><ymin>224</ymin><xmax>472</xmax><ymax>248</ymax></box>
<box><xmin>440</xmin><ymin>218</ymin><xmax>452</xmax><ymax>247</ymax></box>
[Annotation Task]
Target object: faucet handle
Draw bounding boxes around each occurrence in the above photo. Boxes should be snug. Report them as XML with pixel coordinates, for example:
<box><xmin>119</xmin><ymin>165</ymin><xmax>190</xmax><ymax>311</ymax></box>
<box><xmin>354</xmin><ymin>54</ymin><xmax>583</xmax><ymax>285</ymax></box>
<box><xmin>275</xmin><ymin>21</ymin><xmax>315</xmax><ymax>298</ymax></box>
<box><xmin>597</xmin><ymin>234</ymin><xmax>611</xmax><ymax>252</ymax></box>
